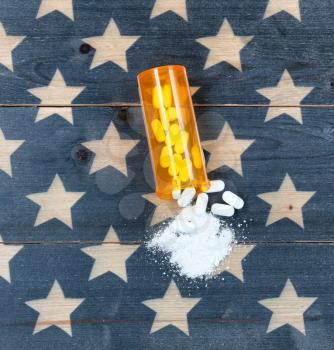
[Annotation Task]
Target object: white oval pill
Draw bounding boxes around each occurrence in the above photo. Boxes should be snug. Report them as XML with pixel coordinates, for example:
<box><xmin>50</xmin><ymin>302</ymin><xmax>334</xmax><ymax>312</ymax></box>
<box><xmin>222</xmin><ymin>191</ymin><xmax>244</xmax><ymax>210</ymax></box>
<box><xmin>206</xmin><ymin>180</ymin><xmax>225</xmax><ymax>193</ymax></box>
<box><xmin>172</xmin><ymin>189</ymin><xmax>181</xmax><ymax>200</ymax></box>
<box><xmin>177</xmin><ymin>187</ymin><xmax>196</xmax><ymax>208</ymax></box>
<box><xmin>195</xmin><ymin>193</ymin><xmax>208</xmax><ymax>215</ymax></box>
<box><xmin>211</xmin><ymin>203</ymin><xmax>235</xmax><ymax>217</ymax></box>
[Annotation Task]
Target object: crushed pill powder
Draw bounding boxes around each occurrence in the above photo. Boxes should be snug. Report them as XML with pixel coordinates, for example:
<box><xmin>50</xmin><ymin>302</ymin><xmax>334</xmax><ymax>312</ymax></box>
<box><xmin>147</xmin><ymin>211</ymin><xmax>235</xmax><ymax>279</ymax></box>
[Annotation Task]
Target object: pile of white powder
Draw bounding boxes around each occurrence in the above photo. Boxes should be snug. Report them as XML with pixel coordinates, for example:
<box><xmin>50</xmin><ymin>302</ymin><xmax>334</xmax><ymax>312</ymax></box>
<box><xmin>147</xmin><ymin>211</ymin><xmax>235</xmax><ymax>279</ymax></box>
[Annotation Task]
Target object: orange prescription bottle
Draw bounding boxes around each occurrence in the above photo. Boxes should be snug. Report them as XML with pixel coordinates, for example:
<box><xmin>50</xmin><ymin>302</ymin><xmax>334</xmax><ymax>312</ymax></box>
<box><xmin>138</xmin><ymin>65</ymin><xmax>209</xmax><ymax>199</ymax></box>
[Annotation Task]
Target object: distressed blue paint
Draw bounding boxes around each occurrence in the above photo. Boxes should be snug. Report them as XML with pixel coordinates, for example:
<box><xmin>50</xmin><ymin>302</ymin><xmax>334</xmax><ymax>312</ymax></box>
<box><xmin>0</xmin><ymin>0</ymin><xmax>333</xmax><ymax>104</ymax></box>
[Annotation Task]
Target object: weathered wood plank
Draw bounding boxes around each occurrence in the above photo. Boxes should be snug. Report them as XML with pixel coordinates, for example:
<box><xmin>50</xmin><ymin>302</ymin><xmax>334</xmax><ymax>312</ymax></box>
<box><xmin>0</xmin><ymin>0</ymin><xmax>333</xmax><ymax>105</ymax></box>
<box><xmin>0</xmin><ymin>106</ymin><xmax>332</xmax><ymax>243</ymax></box>
<box><xmin>0</xmin><ymin>243</ymin><xmax>332</xmax><ymax>349</ymax></box>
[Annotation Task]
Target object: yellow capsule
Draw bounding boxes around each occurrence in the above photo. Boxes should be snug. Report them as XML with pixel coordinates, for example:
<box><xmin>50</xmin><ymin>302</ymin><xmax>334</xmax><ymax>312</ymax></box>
<box><xmin>174</xmin><ymin>130</ymin><xmax>189</xmax><ymax>154</ymax></box>
<box><xmin>160</xmin><ymin>146</ymin><xmax>170</xmax><ymax>168</ymax></box>
<box><xmin>168</xmin><ymin>123</ymin><xmax>180</xmax><ymax>145</ymax></box>
<box><xmin>168</xmin><ymin>153</ymin><xmax>182</xmax><ymax>177</ymax></box>
<box><xmin>168</xmin><ymin>163</ymin><xmax>179</xmax><ymax>177</ymax></box>
<box><xmin>159</xmin><ymin>108</ymin><xmax>169</xmax><ymax>130</ymax></box>
<box><xmin>163</xmin><ymin>84</ymin><xmax>173</xmax><ymax>108</ymax></box>
<box><xmin>165</xmin><ymin>133</ymin><xmax>175</xmax><ymax>147</ymax></box>
<box><xmin>176</xmin><ymin>140</ymin><xmax>186</xmax><ymax>154</ymax></box>
<box><xmin>152</xmin><ymin>86</ymin><xmax>161</xmax><ymax>109</ymax></box>
<box><xmin>174</xmin><ymin>139</ymin><xmax>184</xmax><ymax>154</ymax></box>
<box><xmin>167</xmin><ymin>107</ymin><xmax>178</xmax><ymax>121</ymax></box>
<box><xmin>169</xmin><ymin>123</ymin><xmax>180</xmax><ymax>137</ymax></box>
<box><xmin>179</xmin><ymin>166</ymin><xmax>189</xmax><ymax>182</ymax></box>
<box><xmin>191</xmin><ymin>145</ymin><xmax>203</xmax><ymax>169</ymax></box>
<box><xmin>174</xmin><ymin>153</ymin><xmax>183</xmax><ymax>167</ymax></box>
<box><xmin>179</xmin><ymin>158</ymin><xmax>192</xmax><ymax>182</ymax></box>
<box><xmin>151</xmin><ymin>119</ymin><xmax>165</xmax><ymax>143</ymax></box>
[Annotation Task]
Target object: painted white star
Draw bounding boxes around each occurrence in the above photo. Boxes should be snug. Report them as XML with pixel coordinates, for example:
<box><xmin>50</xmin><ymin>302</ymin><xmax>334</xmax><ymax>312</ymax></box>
<box><xmin>37</xmin><ymin>0</ymin><xmax>74</xmax><ymax>20</ymax></box>
<box><xmin>202</xmin><ymin>122</ymin><xmax>255</xmax><ymax>176</ymax></box>
<box><xmin>190</xmin><ymin>86</ymin><xmax>200</xmax><ymax>96</ymax></box>
<box><xmin>0</xmin><ymin>235</ymin><xmax>23</xmax><ymax>283</ymax></box>
<box><xmin>150</xmin><ymin>0</ymin><xmax>188</xmax><ymax>21</ymax></box>
<box><xmin>196</xmin><ymin>19</ymin><xmax>253</xmax><ymax>71</ymax></box>
<box><xmin>257</xmin><ymin>70</ymin><xmax>313</xmax><ymax>123</ymax></box>
<box><xmin>143</xmin><ymin>280</ymin><xmax>201</xmax><ymax>335</ymax></box>
<box><xmin>83</xmin><ymin>122</ymin><xmax>139</xmax><ymax>176</ymax></box>
<box><xmin>83</xmin><ymin>19</ymin><xmax>140</xmax><ymax>72</ymax></box>
<box><xmin>0</xmin><ymin>22</ymin><xmax>25</xmax><ymax>71</ymax></box>
<box><xmin>264</xmin><ymin>0</ymin><xmax>301</xmax><ymax>21</ymax></box>
<box><xmin>26</xmin><ymin>174</ymin><xmax>85</xmax><ymax>229</ymax></box>
<box><xmin>143</xmin><ymin>193</ymin><xmax>180</xmax><ymax>226</ymax></box>
<box><xmin>211</xmin><ymin>244</ymin><xmax>255</xmax><ymax>282</ymax></box>
<box><xmin>0</xmin><ymin>128</ymin><xmax>24</xmax><ymax>177</ymax></box>
<box><xmin>258</xmin><ymin>174</ymin><xmax>315</xmax><ymax>228</ymax></box>
<box><xmin>81</xmin><ymin>226</ymin><xmax>139</xmax><ymax>282</ymax></box>
<box><xmin>259</xmin><ymin>279</ymin><xmax>317</xmax><ymax>334</ymax></box>
<box><xmin>26</xmin><ymin>280</ymin><xmax>84</xmax><ymax>336</ymax></box>
<box><xmin>28</xmin><ymin>69</ymin><xmax>85</xmax><ymax>124</ymax></box>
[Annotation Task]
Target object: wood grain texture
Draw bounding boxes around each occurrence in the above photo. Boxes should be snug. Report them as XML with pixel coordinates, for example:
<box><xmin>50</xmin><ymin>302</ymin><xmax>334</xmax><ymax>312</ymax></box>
<box><xmin>0</xmin><ymin>105</ymin><xmax>332</xmax><ymax>243</ymax></box>
<box><xmin>0</xmin><ymin>0</ymin><xmax>334</xmax><ymax>104</ymax></box>
<box><xmin>0</xmin><ymin>243</ymin><xmax>333</xmax><ymax>349</ymax></box>
<box><xmin>0</xmin><ymin>1</ymin><xmax>333</xmax><ymax>348</ymax></box>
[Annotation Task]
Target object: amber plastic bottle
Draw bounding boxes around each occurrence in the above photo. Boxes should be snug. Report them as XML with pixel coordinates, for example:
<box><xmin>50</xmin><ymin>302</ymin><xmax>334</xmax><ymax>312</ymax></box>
<box><xmin>138</xmin><ymin>65</ymin><xmax>209</xmax><ymax>199</ymax></box>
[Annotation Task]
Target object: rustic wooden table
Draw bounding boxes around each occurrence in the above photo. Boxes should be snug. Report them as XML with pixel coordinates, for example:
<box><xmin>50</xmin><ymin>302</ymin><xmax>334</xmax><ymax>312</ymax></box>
<box><xmin>0</xmin><ymin>1</ymin><xmax>333</xmax><ymax>349</ymax></box>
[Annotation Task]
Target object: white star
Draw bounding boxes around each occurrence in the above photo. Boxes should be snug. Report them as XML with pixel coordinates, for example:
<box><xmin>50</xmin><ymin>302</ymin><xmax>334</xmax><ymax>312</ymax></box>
<box><xmin>0</xmin><ymin>128</ymin><xmax>24</xmax><ymax>177</ymax></box>
<box><xmin>264</xmin><ymin>0</ymin><xmax>301</xmax><ymax>21</ymax></box>
<box><xmin>26</xmin><ymin>280</ymin><xmax>84</xmax><ymax>336</ymax></box>
<box><xmin>37</xmin><ymin>0</ymin><xmax>74</xmax><ymax>20</ymax></box>
<box><xmin>81</xmin><ymin>226</ymin><xmax>139</xmax><ymax>282</ymax></box>
<box><xmin>83</xmin><ymin>20</ymin><xmax>140</xmax><ymax>71</ymax></box>
<box><xmin>142</xmin><ymin>193</ymin><xmax>181</xmax><ymax>226</ymax></box>
<box><xmin>190</xmin><ymin>86</ymin><xmax>200</xmax><ymax>96</ymax></box>
<box><xmin>258</xmin><ymin>174</ymin><xmax>315</xmax><ymax>228</ymax></box>
<box><xmin>0</xmin><ymin>235</ymin><xmax>23</xmax><ymax>283</ymax></box>
<box><xmin>0</xmin><ymin>22</ymin><xmax>25</xmax><ymax>71</ymax></box>
<box><xmin>150</xmin><ymin>0</ymin><xmax>188</xmax><ymax>21</ymax></box>
<box><xmin>196</xmin><ymin>19</ymin><xmax>253</xmax><ymax>71</ymax></box>
<box><xmin>211</xmin><ymin>244</ymin><xmax>255</xmax><ymax>282</ymax></box>
<box><xmin>28</xmin><ymin>69</ymin><xmax>85</xmax><ymax>124</ymax></box>
<box><xmin>202</xmin><ymin>122</ymin><xmax>255</xmax><ymax>176</ymax></box>
<box><xmin>83</xmin><ymin>122</ymin><xmax>139</xmax><ymax>176</ymax></box>
<box><xmin>143</xmin><ymin>280</ymin><xmax>201</xmax><ymax>335</ymax></box>
<box><xmin>257</xmin><ymin>70</ymin><xmax>313</xmax><ymax>123</ymax></box>
<box><xmin>259</xmin><ymin>279</ymin><xmax>317</xmax><ymax>334</ymax></box>
<box><xmin>26</xmin><ymin>174</ymin><xmax>85</xmax><ymax>229</ymax></box>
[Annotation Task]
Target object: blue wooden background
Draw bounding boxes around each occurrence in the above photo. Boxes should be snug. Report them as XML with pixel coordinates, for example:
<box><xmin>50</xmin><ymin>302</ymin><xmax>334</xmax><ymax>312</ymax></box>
<box><xmin>0</xmin><ymin>1</ymin><xmax>333</xmax><ymax>349</ymax></box>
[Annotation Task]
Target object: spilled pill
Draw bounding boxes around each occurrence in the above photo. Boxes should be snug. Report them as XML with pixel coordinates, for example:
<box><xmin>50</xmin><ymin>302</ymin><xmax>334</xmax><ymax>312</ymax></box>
<box><xmin>172</xmin><ymin>189</ymin><xmax>181</xmax><ymax>200</ymax></box>
<box><xmin>195</xmin><ymin>193</ymin><xmax>208</xmax><ymax>216</ymax></box>
<box><xmin>222</xmin><ymin>191</ymin><xmax>244</xmax><ymax>210</ymax></box>
<box><xmin>178</xmin><ymin>187</ymin><xmax>196</xmax><ymax>207</ymax></box>
<box><xmin>206</xmin><ymin>180</ymin><xmax>225</xmax><ymax>193</ymax></box>
<box><xmin>211</xmin><ymin>203</ymin><xmax>235</xmax><ymax>217</ymax></box>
